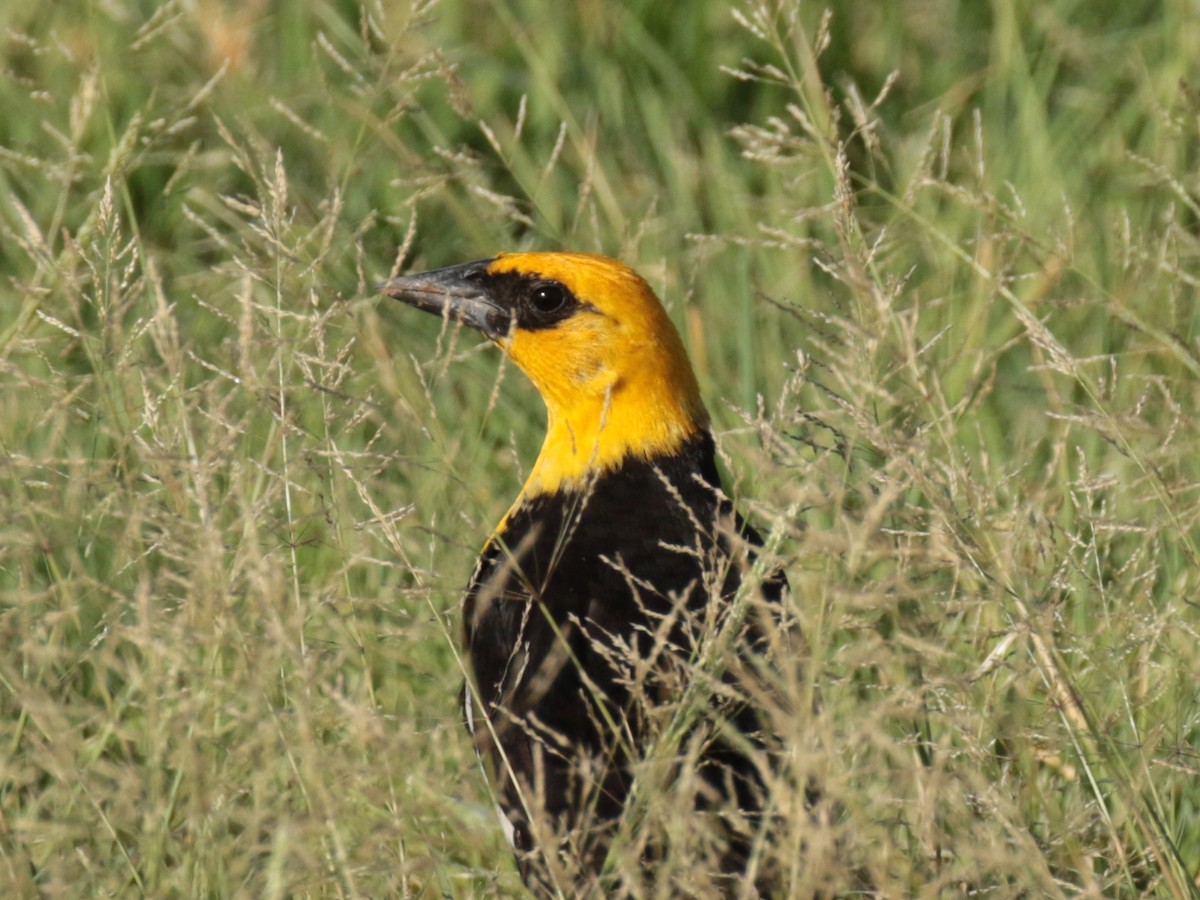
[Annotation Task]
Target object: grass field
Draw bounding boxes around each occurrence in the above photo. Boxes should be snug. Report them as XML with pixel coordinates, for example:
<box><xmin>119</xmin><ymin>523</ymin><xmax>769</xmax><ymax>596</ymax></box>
<box><xmin>2</xmin><ymin>0</ymin><xmax>1198</xmax><ymax>895</ymax></box>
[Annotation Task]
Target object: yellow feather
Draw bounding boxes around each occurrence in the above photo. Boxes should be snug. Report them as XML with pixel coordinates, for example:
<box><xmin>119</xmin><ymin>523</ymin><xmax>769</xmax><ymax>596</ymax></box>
<box><xmin>487</xmin><ymin>252</ymin><xmax>708</xmax><ymax>498</ymax></box>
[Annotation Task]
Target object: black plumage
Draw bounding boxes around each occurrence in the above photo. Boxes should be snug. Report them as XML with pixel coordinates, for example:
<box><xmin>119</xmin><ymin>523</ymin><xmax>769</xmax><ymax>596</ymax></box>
<box><xmin>464</xmin><ymin>433</ymin><xmax>780</xmax><ymax>890</ymax></box>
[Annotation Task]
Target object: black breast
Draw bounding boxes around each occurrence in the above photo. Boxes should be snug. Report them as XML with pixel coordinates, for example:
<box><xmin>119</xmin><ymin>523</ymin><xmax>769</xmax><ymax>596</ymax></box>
<box><xmin>462</xmin><ymin>431</ymin><xmax>775</xmax><ymax>885</ymax></box>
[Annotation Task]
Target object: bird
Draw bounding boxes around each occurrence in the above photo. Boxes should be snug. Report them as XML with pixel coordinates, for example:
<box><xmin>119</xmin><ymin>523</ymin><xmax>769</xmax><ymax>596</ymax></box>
<box><xmin>382</xmin><ymin>252</ymin><xmax>784</xmax><ymax>895</ymax></box>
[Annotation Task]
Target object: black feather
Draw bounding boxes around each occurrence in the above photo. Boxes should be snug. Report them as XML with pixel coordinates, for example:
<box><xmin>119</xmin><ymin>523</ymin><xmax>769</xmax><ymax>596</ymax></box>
<box><xmin>462</xmin><ymin>431</ymin><xmax>784</xmax><ymax>892</ymax></box>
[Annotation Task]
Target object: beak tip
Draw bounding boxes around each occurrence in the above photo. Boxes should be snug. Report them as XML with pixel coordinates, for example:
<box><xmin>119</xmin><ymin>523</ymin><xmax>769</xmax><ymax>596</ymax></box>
<box><xmin>377</xmin><ymin>277</ymin><xmax>415</xmax><ymax>298</ymax></box>
<box><xmin>377</xmin><ymin>264</ymin><xmax>510</xmax><ymax>340</ymax></box>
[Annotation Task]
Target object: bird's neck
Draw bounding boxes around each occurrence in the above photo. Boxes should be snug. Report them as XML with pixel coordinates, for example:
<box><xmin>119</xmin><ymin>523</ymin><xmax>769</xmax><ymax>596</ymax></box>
<box><xmin>520</xmin><ymin>372</ymin><xmax>709</xmax><ymax>499</ymax></box>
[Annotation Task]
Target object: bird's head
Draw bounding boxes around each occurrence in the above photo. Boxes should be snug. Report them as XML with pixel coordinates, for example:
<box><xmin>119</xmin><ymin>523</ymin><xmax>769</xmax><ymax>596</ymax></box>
<box><xmin>382</xmin><ymin>252</ymin><xmax>708</xmax><ymax>496</ymax></box>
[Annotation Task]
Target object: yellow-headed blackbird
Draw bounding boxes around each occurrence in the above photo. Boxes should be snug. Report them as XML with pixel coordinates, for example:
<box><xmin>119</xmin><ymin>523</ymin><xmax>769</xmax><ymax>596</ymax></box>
<box><xmin>383</xmin><ymin>252</ymin><xmax>782</xmax><ymax>893</ymax></box>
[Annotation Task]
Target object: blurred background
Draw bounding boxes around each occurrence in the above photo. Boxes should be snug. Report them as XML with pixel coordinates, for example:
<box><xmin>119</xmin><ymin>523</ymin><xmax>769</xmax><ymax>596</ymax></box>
<box><xmin>1</xmin><ymin>0</ymin><xmax>1197</xmax><ymax>895</ymax></box>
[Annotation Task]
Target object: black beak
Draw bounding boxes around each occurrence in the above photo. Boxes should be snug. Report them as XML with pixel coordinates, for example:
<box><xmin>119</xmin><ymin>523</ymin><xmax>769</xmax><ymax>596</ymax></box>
<box><xmin>378</xmin><ymin>259</ymin><xmax>511</xmax><ymax>341</ymax></box>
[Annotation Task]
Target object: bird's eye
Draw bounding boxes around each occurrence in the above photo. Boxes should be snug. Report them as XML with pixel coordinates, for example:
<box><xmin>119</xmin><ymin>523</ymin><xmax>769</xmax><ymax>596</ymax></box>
<box><xmin>530</xmin><ymin>283</ymin><xmax>569</xmax><ymax>314</ymax></box>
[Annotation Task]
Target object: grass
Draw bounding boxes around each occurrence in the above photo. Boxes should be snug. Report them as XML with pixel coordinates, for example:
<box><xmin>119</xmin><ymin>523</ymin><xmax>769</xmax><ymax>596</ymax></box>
<box><xmin>1</xmin><ymin>0</ymin><xmax>1198</xmax><ymax>895</ymax></box>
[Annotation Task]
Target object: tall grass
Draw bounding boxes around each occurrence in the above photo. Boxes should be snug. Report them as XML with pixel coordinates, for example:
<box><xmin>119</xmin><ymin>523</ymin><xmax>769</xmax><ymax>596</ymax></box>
<box><xmin>0</xmin><ymin>0</ymin><xmax>1197</xmax><ymax>895</ymax></box>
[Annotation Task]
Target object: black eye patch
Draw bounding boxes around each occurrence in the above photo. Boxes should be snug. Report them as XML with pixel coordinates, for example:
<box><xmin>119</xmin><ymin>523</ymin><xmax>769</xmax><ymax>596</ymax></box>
<box><xmin>481</xmin><ymin>271</ymin><xmax>585</xmax><ymax>331</ymax></box>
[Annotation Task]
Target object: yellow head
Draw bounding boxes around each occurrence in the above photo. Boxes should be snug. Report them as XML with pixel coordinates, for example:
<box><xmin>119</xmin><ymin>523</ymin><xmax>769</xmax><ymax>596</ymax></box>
<box><xmin>382</xmin><ymin>252</ymin><xmax>708</xmax><ymax>496</ymax></box>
